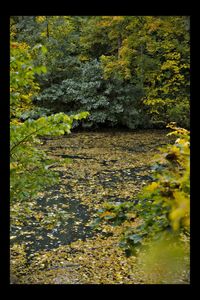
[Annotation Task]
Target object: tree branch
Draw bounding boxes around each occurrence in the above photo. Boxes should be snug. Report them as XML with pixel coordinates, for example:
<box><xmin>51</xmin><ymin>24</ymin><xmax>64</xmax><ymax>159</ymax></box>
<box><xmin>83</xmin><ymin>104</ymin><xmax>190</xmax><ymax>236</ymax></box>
<box><xmin>10</xmin><ymin>125</ymin><xmax>46</xmax><ymax>155</ymax></box>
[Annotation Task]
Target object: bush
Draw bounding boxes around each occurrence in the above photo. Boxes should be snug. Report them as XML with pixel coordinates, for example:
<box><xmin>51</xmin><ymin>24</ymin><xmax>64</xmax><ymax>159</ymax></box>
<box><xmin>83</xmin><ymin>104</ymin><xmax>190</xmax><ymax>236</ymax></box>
<box><xmin>167</xmin><ymin>99</ymin><xmax>190</xmax><ymax>129</ymax></box>
<box><xmin>94</xmin><ymin>123</ymin><xmax>190</xmax><ymax>255</ymax></box>
<box><xmin>34</xmin><ymin>59</ymin><xmax>150</xmax><ymax>129</ymax></box>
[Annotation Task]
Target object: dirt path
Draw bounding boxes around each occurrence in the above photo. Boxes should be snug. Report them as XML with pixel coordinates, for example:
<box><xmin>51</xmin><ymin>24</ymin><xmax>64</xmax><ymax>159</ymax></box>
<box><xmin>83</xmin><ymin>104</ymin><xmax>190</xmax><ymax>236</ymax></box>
<box><xmin>11</xmin><ymin>130</ymin><xmax>188</xmax><ymax>284</ymax></box>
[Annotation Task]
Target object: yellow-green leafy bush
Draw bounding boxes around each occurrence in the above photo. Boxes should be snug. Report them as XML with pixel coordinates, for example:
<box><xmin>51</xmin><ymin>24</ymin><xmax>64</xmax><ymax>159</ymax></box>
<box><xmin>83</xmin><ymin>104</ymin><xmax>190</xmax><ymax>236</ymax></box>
<box><xmin>95</xmin><ymin>123</ymin><xmax>190</xmax><ymax>255</ymax></box>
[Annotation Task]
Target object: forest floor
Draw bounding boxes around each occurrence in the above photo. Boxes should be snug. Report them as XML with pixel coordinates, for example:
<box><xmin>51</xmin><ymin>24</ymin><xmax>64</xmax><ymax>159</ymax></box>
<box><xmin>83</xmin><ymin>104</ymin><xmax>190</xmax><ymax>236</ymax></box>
<box><xmin>10</xmin><ymin>130</ymin><xmax>189</xmax><ymax>284</ymax></box>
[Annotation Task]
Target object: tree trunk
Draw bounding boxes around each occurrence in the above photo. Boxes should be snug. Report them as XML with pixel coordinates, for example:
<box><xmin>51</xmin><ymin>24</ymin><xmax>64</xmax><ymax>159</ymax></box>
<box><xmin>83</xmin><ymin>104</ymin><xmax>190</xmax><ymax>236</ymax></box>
<box><xmin>46</xmin><ymin>16</ymin><xmax>49</xmax><ymax>38</ymax></box>
<box><xmin>118</xmin><ymin>35</ymin><xmax>122</xmax><ymax>59</ymax></box>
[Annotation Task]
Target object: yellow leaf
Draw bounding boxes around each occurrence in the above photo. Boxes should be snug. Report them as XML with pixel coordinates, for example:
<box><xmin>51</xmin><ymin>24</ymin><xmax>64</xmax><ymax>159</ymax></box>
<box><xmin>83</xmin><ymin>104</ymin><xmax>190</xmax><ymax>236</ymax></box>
<box><xmin>146</xmin><ymin>182</ymin><xmax>159</xmax><ymax>192</ymax></box>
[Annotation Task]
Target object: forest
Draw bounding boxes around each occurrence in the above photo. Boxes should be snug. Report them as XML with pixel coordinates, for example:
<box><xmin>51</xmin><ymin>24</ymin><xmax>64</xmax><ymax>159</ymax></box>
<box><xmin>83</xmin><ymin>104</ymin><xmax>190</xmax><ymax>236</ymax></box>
<box><xmin>10</xmin><ymin>16</ymin><xmax>190</xmax><ymax>284</ymax></box>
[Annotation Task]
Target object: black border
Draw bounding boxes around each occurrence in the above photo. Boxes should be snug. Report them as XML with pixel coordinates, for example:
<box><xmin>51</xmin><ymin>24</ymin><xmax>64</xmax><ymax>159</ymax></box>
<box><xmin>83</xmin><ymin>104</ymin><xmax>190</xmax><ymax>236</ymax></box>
<box><xmin>1</xmin><ymin>8</ymin><xmax>196</xmax><ymax>294</ymax></box>
<box><xmin>0</xmin><ymin>15</ymin><xmax>10</xmax><ymax>289</ymax></box>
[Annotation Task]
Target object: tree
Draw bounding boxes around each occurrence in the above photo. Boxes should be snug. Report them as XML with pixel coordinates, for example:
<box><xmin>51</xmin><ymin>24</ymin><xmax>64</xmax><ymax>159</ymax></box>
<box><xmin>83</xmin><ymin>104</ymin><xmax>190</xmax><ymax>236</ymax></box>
<box><xmin>10</xmin><ymin>38</ymin><xmax>89</xmax><ymax>224</ymax></box>
<box><xmin>142</xmin><ymin>17</ymin><xmax>190</xmax><ymax>128</ymax></box>
<box><xmin>34</xmin><ymin>59</ymin><xmax>149</xmax><ymax>129</ymax></box>
<box><xmin>11</xmin><ymin>16</ymin><xmax>190</xmax><ymax>129</ymax></box>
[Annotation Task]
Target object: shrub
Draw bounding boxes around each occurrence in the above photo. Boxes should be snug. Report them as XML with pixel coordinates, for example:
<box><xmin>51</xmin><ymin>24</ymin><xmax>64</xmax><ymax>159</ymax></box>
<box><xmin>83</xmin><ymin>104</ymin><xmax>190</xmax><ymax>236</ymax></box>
<box><xmin>34</xmin><ymin>59</ymin><xmax>150</xmax><ymax>129</ymax></box>
<box><xmin>94</xmin><ymin>123</ymin><xmax>190</xmax><ymax>255</ymax></box>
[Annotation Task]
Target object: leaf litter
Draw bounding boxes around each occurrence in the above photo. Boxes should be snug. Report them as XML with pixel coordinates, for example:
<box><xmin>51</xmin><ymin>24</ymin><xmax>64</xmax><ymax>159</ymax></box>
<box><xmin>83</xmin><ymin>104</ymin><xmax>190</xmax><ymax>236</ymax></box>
<box><xmin>11</xmin><ymin>129</ymin><xmax>187</xmax><ymax>284</ymax></box>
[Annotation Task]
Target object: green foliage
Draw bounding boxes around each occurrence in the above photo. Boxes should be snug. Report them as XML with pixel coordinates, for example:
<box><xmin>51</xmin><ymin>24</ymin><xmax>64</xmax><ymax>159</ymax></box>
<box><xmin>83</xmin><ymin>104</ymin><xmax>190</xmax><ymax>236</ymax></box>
<box><xmin>19</xmin><ymin>107</ymin><xmax>51</xmax><ymax>121</ymax></box>
<box><xmin>10</xmin><ymin>37</ymin><xmax>89</xmax><ymax>212</ymax></box>
<box><xmin>91</xmin><ymin>201</ymin><xmax>136</xmax><ymax>228</ymax></box>
<box><xmin>34</xmin><ymin>59</ymin><xmax>149</xmax><ymax>129</ymax></box>
<box><xmin>138</xmin><ymin>123</ymin><xmax>190</xmax><ymax>233</ymax></box>
<box><xmin>10</xmin><ymin>41</ymin><xmax>40</xmax><ymax>120</ymax></box>
<box><xmin>81</xmin><ymin>16</ymin><xmax>190</xmax><ymax>128</ymax></box>
<box><xmin>141</xmin><ymin>17</ymin><xmax>190</xmax><ymax>128</ymax></box>
<box><xmin>10</xmin><ymin>112</ymin><xmax>89</xmax><ymax>203</ymax></box>
<box><xmin>12</xmin><ymin>16</ymin><xmax>82</xmax><ymax>89</ymax></box>
<box><xmin>167</xmin><ymin>99</ymin><xmax>190</xmax><ymax>129</ymax></box>
<box><xmin>11</xmin><ymin>16</ymin><xmax>190</xmax><ymax>129</ymax></box>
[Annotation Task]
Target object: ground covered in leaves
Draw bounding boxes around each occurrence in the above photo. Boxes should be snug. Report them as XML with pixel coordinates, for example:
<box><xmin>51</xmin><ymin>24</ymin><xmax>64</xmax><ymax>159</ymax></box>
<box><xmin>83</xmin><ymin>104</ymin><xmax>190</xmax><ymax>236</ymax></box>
<box><xmin>10</xmin><ymin>130</ymin><xmax>189</xmax><ymax>284</ymax></box>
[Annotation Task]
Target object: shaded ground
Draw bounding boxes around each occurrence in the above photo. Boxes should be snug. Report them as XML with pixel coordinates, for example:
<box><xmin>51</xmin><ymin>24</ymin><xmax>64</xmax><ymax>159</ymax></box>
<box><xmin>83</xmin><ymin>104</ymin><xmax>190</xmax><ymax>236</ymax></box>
<box><xmin>11</xmin><ymin>130</ymin><xmax>189</xmax><ymax>284</ymax></box>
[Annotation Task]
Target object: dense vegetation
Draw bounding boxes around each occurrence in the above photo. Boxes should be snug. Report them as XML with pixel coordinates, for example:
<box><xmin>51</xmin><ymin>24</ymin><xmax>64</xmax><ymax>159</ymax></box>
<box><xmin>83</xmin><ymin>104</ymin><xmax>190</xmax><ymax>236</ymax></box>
<box><xmin>10</xmin><ymin>36</ymin><xmax>89</xmax><ymax>226</ymax></box>
<box><xmin>10</xmin><ymin>16</ymin><xmax>190</xmax><ymax>284</ymax></box>
<box><xmin>11</xmin><ymin>16</ymin><xmax>190</xmax><ymax>129</ymax></box>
